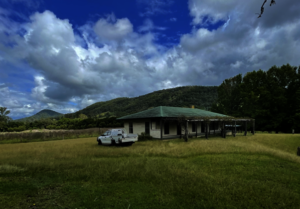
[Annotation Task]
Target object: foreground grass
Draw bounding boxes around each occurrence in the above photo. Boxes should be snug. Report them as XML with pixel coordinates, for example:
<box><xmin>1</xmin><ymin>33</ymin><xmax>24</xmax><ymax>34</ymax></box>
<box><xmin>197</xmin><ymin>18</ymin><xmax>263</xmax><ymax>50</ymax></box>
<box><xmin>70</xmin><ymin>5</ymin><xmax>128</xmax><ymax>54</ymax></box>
<box><xmin>0</xmin><ymin>134</ymin><xmax>300</xmax><ymax>208</ymax></box>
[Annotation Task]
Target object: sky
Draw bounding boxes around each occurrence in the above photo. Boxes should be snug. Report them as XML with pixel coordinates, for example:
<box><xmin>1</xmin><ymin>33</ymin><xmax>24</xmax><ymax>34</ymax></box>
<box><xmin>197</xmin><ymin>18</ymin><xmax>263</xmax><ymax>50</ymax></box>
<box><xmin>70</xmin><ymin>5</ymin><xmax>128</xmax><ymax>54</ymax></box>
<box><xmin>0</xmin><ymin>0</ymin><xmax>300</xmax><ymax>119</ymax></box>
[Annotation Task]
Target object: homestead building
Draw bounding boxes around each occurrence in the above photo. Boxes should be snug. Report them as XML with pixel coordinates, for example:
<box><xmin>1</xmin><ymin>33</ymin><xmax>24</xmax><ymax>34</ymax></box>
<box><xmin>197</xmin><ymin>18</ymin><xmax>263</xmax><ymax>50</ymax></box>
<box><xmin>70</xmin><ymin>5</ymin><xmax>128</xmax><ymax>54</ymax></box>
<box><xmin>117</xmin><ymin>106</ymin><xmax>254</xmax><ymax>139</ymax></box>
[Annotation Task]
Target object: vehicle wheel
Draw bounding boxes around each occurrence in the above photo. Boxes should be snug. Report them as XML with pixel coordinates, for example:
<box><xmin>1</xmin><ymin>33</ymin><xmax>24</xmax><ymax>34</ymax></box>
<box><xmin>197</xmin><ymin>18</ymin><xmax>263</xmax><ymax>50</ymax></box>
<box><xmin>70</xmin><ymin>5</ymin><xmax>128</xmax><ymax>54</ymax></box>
<box><xmin>98</xmin><ymin>140</ymin><xmax>102</xmax><ymax>145</ymax></box>
<box><xmin>111</xmin><ymin>140</ymin><xmax>116</xmax><ymax>145</ymax></box>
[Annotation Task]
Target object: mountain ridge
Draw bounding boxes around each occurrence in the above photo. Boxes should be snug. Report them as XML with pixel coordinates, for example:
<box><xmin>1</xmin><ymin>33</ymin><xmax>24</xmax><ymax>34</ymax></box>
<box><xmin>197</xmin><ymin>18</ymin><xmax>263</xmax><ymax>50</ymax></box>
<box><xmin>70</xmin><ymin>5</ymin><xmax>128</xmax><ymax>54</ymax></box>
<box><xmin>66</xmin><ymin>85</ymin><xmax>218</xmax><ymax>119</ymax></box>
<box><xmin>16</xmin><ymin>109</ymin><xmax>63</xmax><ymax>122</ymax></box>
<box><xmin>16</xmin><ymin>85</ymin><xmax>219</xmax><ymax>121</ymax></box>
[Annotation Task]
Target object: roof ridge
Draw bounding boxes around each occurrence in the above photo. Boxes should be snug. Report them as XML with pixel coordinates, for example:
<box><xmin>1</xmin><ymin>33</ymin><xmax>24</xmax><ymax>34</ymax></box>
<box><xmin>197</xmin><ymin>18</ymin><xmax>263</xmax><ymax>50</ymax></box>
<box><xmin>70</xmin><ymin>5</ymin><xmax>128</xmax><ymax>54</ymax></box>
<box><xmin>117</xmin><ymin>106</ymin><xmax>229</xmax><ymax>120</ymax></box>
<box><xmin>117</xmin><ymin>106</ymin><xmax>156</xmax><ymax>119</ymax></box>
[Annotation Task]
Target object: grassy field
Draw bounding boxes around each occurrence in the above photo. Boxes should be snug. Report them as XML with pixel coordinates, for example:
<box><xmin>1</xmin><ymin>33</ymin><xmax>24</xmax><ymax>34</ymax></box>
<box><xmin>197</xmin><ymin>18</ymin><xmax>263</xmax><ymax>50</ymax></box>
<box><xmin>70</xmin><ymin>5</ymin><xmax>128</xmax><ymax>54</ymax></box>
<box><xmin>0</xmin><ymin>134</ymin><xmax>300</xmax><ymax>209</ymax></box>
<box><xmin>0</xmin><ymin>128</ymin><xmax>113</xmax><ymax>144</ymax></box>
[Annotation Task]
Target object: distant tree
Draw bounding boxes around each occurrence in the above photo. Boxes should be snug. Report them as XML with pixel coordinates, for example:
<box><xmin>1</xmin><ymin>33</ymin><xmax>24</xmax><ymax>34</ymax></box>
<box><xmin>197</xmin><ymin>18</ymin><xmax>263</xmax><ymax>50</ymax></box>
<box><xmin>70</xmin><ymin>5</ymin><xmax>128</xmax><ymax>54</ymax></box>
<box><xmin>257</xmin><ymin>0</ymin><xmax>276</xmax><ymax>18</ymax></box>
<box><xmin>79</xmin><ymin>114</ymin><xmax>88</xmax><ymax>119</ymax></box>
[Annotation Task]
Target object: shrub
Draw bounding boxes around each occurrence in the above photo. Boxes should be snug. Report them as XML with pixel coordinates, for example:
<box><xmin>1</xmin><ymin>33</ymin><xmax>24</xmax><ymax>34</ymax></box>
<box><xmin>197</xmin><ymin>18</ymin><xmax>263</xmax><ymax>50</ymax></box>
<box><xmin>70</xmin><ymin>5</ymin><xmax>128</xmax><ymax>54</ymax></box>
<box><xmin>138</xmin><ymin>132</ymin><xmax>153</xmax><ymax>141</ymax></box>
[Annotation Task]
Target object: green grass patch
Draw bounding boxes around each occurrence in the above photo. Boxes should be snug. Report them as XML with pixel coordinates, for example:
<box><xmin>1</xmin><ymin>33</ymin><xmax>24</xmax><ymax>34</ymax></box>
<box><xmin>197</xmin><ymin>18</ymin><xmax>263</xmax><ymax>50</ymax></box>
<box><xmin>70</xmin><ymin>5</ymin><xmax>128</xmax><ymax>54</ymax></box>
<box><xmin>0</xmin><ymin>134</ymin><xmax>300</xmax><ymax>208</ymax></box>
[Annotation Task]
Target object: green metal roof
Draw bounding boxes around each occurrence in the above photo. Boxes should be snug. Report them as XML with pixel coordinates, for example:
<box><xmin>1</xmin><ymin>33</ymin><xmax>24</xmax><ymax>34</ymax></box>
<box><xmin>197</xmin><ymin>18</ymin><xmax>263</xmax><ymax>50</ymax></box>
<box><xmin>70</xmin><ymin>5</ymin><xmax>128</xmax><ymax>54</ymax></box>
<box><xmin>117</xmin><ymin>106</ymin><xmax>229</xmax><ymax>120</ymax></box>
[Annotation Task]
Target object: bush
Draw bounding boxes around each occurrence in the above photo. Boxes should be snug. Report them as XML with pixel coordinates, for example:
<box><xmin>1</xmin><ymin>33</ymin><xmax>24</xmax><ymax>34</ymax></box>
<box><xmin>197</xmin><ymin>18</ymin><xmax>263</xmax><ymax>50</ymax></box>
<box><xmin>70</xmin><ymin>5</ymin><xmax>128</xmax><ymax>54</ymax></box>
<box><xmin>15</xmin><ymin>126</ymin><xmax>26</xmax><ymax>132</ymax></box>
<box><xmin>87</xmin><ymin>124</ymin><xmax>95</xmax><ymax>128</ymax></box>
<box><xmin>138</xmin><ymin>132</ymin><xmax>153</xmax><ymax>141</ymax></box>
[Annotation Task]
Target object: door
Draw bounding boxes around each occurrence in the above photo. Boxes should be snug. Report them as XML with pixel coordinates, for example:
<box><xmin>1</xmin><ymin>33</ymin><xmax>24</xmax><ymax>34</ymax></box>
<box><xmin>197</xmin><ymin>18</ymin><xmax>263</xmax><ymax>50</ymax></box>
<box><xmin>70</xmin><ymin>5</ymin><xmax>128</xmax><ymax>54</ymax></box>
<box><xmin>177</xmin><ymin>124</ymin><xmax>182</xmax><ymax>135</ymax></box>
<box><xmin>164</xmin><ymin>122</ymin><xmax>169</xmax><ymax>134</ymax></box>
<box><xmin>201</xmin><ymin>123</ymin><xmax>205</xmax><ymax>133</ymax></box>
<box><xmin>145</xmin><ymin>122</ymin><xmax>150</xmax><ymax>135</ymax></box>
<box><xmin>103</xmin><ymin>131</ymin><xmax>111</xmax><ymax>144</ymax></box>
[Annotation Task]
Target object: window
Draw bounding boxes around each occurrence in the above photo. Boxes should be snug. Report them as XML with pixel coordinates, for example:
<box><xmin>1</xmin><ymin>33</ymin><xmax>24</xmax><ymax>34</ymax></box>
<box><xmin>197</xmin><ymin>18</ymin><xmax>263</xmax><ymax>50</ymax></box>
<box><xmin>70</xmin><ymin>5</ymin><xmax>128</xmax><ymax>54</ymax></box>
<box><xmin>164</xmin><ymin>122</ymin><xmax>169</xmax><ymax>134</ymax></box>
<box><xmin>129</xmin><ymin>122</ymin><xmax>133</xmax><ymax>133</ymax></box>
<box><xmin>192</xmin><ymin>122</ymin><xmax>196</xmax><ymax>132</ymax></box>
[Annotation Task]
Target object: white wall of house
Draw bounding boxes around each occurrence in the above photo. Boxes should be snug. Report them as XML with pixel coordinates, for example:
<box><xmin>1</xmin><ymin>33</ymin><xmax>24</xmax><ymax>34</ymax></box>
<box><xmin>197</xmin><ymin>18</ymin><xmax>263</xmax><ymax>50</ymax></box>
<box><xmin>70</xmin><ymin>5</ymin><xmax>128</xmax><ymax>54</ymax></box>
<box><xmin>123</xmin><ymin>119</ymin><xmax>221</xmax><ymax>139</ymax></box>
<box><xmin>150</xmin><ymin>120</ymin><xmax>162</xmax><ymax>138</ymax></box>
<box><xmin>124</xmin><ymin>119</ymin><xmax>147</xmax><ymax>135</ymax></box>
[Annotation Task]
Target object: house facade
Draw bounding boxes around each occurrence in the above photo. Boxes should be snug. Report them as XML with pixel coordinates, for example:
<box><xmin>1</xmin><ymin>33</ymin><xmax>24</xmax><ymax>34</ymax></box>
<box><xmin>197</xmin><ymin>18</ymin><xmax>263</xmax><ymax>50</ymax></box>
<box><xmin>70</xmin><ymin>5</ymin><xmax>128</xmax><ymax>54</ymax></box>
<box><xmin>117</xmin><ymin>106</ymin><xmax>251</xmax><ymax>139</ymax></box>
<box><xmin>122</xmin><ymin>118</ymin><xmax>218</xmax><ymax>139</ymax></box>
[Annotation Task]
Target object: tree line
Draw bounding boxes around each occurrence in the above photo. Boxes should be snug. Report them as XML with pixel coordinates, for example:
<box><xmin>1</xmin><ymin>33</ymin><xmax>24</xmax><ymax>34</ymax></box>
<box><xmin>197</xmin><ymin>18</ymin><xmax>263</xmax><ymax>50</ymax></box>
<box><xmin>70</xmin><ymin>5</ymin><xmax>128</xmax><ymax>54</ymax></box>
<box><xmin>1</xmin><ymin>64</ymin><xmax>299</xmax><ymax>133</ymax></box>
<box><xmin>211</xmin><ymin>64</ymin><xmax>300</xmax><ymax>133</ymax></box>
<box><xmin>0</xmin><ymin>114</ymin><xmax>123</xmax><ymax>132</ymax></box>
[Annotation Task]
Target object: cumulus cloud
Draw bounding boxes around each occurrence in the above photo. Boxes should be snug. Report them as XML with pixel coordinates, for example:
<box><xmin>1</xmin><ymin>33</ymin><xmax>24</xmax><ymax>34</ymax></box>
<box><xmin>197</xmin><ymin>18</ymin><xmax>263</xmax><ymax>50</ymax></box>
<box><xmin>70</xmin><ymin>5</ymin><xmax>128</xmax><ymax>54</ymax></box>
<box><xmin>180</xmin><ymin>0</ymin><xmax>300</xmax><ymax>78</ymax></box>
<box><xmin>25</xmin><ymin>11</ymin><xmax>75</xmax><ymax>47</ymax></box>
<box><xmin>188</xmin><ymin>0</ymin><xmax>236</xmax><ymax>26</ymax></box>
<box><xmin>93</xmin><ymin>13</ymin><xmax>133</xmax><ymax>42</ymax></box>
<box><xmin>1</xmin><ymin>0</ymin><xmax>300</xmax><ymax>119</ymax></box>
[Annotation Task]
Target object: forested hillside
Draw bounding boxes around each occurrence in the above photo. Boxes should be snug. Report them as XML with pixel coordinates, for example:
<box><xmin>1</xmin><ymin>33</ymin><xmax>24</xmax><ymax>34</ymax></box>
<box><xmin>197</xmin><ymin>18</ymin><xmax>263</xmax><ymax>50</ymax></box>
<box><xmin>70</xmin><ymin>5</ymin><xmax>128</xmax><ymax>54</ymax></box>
<box><xmin>16</xmin><ymin>109</ymin><xmax>63</xmax><ymax>122</ymax></box>
<box><xmin>66</xmin><ymin>86</ymin><xmax>218</xmax><ymax>119</ymax></box>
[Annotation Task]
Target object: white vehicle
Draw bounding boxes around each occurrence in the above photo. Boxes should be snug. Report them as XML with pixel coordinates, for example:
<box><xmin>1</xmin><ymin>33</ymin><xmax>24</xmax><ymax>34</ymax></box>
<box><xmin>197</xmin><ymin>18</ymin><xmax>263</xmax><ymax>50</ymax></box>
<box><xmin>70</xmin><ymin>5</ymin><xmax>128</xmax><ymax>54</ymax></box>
<box><xmin>97</xmin><ymin>128</ymin><xmax>138</xmax><ymax>146</ymax></box>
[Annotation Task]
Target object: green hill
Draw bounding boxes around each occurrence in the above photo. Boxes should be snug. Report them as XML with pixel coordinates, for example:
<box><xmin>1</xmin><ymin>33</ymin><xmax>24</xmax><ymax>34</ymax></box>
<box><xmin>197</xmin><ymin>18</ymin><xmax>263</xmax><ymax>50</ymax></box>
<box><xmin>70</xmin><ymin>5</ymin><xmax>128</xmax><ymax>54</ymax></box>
<box><xmin>67</xmin><ymin>86</ymin><xmax>218</xmax><ymax>118</ymax></box>
<box><xmin>16</xmin><ymin>109</ymin><xmax>63</xmax><ymax>122</ymax></box>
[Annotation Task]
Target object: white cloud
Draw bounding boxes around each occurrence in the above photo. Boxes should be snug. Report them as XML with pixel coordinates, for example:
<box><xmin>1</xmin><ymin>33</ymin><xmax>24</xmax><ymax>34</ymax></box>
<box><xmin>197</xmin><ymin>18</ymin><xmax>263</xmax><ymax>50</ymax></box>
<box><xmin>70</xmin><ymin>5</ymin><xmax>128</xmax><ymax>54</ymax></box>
<box><xmin>137</xmin><ymin>0</ymin><xmax>173</xmax><ymax>16</ymax></box>
<box><xmin>31</xmin><ymin>76</ymin><xmax>48</xmax><ymax>102</ymax></box>
<box><xmin>93</xmin><ymin>13</ymin><xmax>133</xmax><ymax>42</ymax></box>
<box><xmin>138</xmin><ymin>19</ymin><xmax>166</xmax><ymax>33</ymax></box>
<box><xmin>26</xmin><ymin>10</ymin><xmax>75</xmax><ymax>47</ymax></box>
<box><xmin>1</xmin><ymin>0</ymin><xmax>300</xmax><ymax>119</ymax></box>
<box><xmin>138</xmin><ymin>19</ymin><xmax>154</xmax><ymax>32</ymax></box>
<box><xmin>188</xmin><ymin>0</ymin><xmax>236</xmax><ymax>26</ymax></box>
<box><xmin>222</xmin><ymin>15</ymin><xmax>230</xmax><ymax>30</ymax></box>
<box><xmin>230</xmin><ymin>61</ymin><xmax>243</xmax><ymax>69</ymax></box>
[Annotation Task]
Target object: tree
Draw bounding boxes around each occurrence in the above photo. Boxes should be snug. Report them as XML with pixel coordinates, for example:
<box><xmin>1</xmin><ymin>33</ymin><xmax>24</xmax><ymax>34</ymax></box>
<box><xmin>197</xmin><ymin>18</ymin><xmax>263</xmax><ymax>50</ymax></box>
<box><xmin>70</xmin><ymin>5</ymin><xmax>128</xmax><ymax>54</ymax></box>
<box><xmin>257</xmin><ymin>0</ymin><xmax>276</xmax><ymax>18</ymax></box>
<box><xmin>211</xmin><ymin>74</ymin><xmax>243</xmax><ymax>117</ymax></box>
<box><xmin>0</xmin><ymin>107</ymin><xmax>11</xmax><ymax>123</ymax></box>
<box><xmin>79</xmin><ymin>113</ymin><xmax>88</xmax><ymax>119</ymax></box>
<box><xmin>214</xmin><ymin>64</ymin><xmax>300</xmax><ymax>132</ymax></box>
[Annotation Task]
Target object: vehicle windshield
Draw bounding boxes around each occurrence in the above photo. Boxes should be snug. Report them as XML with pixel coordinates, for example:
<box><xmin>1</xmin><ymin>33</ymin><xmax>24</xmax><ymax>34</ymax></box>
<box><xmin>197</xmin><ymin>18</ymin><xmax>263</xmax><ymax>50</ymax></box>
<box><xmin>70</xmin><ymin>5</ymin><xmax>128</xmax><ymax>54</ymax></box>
<box><xmin>102</xmin><ymin>131</ymin><xmax>110</xmax><ymax>136</ymax></box>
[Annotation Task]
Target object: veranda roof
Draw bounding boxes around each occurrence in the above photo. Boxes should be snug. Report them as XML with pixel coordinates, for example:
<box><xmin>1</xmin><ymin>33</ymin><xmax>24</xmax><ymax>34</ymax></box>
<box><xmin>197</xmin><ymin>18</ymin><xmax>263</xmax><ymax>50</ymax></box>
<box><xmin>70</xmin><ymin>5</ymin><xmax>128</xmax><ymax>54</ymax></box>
<box><xmin>117</xmin><ymin>106</ymin><xmax>229</xmax><ymax>120</ymax></box>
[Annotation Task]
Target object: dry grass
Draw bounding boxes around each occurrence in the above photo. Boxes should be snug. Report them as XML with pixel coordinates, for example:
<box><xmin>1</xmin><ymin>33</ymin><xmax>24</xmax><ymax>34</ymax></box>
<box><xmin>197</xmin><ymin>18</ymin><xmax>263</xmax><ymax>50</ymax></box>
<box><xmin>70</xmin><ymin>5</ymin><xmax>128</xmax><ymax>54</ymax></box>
<box><xmin>0</xmin><ymin>133</ymin><xmax>299</xmax><ymax>208</ymax></box>
<box><xmin>0</xmin><ymin>164</ymin><xmax>26</xmax><ymax>173</ymax></box>
<box><xmin>0</xmin><ymin>127</ymin><xmax>120</xmax><ymax>143</ymax></box>
<box><xmin>1</xmin><ymin>133</ymin><xmax>299</xmax><ymax>165</ymax></box>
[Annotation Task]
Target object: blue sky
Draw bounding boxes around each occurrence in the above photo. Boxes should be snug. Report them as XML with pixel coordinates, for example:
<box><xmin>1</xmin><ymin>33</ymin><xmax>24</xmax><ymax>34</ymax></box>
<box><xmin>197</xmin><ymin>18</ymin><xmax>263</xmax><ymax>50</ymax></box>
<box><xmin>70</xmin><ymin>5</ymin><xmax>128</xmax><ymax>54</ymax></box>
<box><xmin>0</xmin><ymin>0</ymin><xmax>300</xmax><ymax>119</ymax></box>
